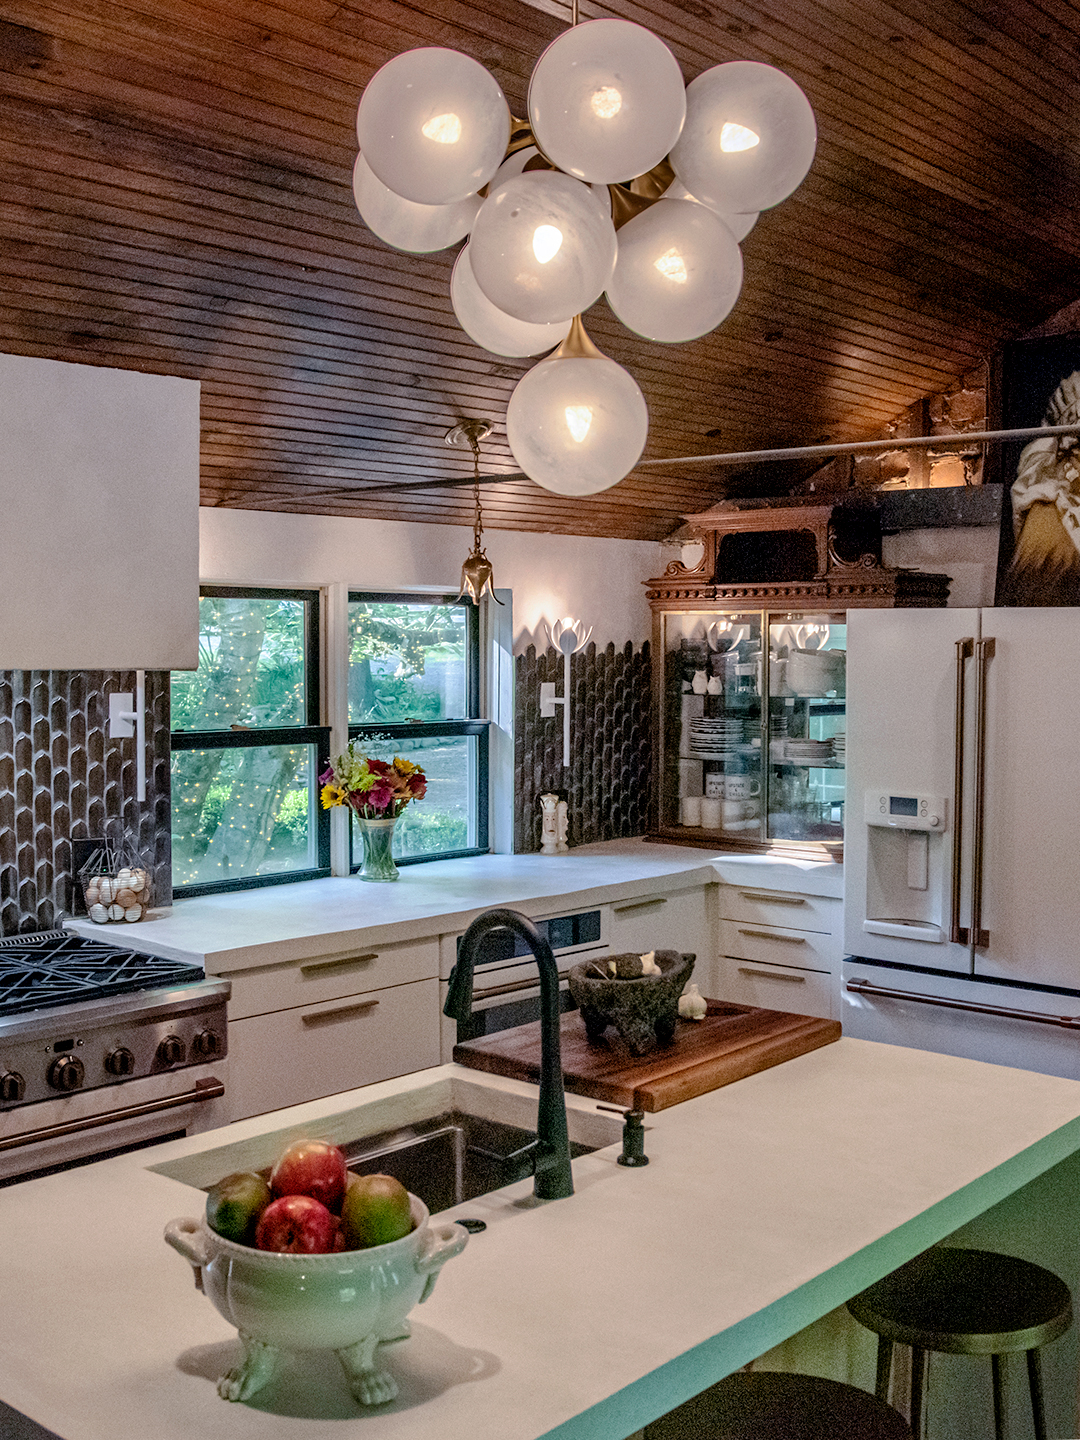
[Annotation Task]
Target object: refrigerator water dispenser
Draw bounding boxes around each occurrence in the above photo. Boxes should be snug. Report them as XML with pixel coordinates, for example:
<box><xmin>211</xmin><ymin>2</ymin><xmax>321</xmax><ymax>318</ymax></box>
<box><xmin>863</xmin><ymin>791</ymin><xmax>948</xmax><ymax>943</ymax></box>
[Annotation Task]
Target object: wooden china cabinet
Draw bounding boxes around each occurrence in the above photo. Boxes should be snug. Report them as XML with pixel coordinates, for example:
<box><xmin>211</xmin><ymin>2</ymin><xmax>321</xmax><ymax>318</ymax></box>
<box><xmin>647</xmin><ymin>499</ymin><xmax>949</xmax><ymax>859</ymax></box>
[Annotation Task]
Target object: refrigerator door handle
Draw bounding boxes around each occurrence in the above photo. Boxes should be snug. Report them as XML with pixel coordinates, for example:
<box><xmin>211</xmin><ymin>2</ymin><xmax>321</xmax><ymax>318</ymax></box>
<box><xmin>845</xmin><ymin>978</ymin><xmax>1080</xmax><ymax>1029</ymax></box>
<box><xmin>950</xmin><ymin>637</ymin><xmax>975</xmax><ymax>944</ymax></box>
<box><xmin>968</xmin><ymin>636</ymin><xmax>995</xmax><ymax>951</ymax></box>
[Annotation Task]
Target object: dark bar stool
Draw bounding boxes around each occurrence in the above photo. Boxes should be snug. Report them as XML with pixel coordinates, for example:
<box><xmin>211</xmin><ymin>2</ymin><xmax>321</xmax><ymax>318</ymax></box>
<box><xmin>643</xmin><ymin>1370</ymin><xmax>912</xmax><ymax>1439</ymax></box>
<box><xmin>847</xmin><ymin>1247</ymin><xmax>1073</xmax><ymax>1440</ymax></box>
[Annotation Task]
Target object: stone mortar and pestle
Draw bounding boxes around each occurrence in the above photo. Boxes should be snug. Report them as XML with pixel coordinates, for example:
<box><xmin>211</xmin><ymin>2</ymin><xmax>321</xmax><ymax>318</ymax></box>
<box><xmin>568</xmin><ymin>949</ymin><xmax>695</xmax><ymax>1056</ymax></box>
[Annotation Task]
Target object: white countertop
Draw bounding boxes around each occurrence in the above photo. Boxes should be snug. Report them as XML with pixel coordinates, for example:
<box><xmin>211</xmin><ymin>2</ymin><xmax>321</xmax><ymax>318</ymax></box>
<box><xmin>2</xmin><ymin>1038</ymin><xmax>1078</xmax><ymax>1440</ymax></box>
<box><xmin>65</xmin><ymin>840</ymin><xmax>842</xmax><ymax>972</ymax></box>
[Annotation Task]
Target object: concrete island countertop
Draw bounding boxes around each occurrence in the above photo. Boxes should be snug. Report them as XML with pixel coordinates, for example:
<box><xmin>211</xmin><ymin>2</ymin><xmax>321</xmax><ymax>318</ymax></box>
<box><xmin>65</xmin><ymin>839</ymin><xmax>843</xmax><ymax>972</ymax></box>
<box><xmin>2</xmin><ymin>1037</ymin><xmax>1080</xmax><ymax>1440</ymax></box>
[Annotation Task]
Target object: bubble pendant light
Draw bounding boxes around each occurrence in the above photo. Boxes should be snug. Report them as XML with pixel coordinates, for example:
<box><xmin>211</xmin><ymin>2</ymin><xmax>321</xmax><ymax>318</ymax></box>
<box><xmin>506</xmin><ymin>317</ymin><xmax>648</xmax><ymax>495</ymax></box>
<box><xmin>451</xmin><ymin>244</ymin><xmax>572</xmax><ymax>357</ymax></box>
<box><xmin>352</xmin><ymin>155</ymin><xmax>481</xmax><ymax>254</ymax></box>
<box><xmin>527</xmin><ymin>19</ymin><xmax>686</xmax><ymax>184</ymax></box>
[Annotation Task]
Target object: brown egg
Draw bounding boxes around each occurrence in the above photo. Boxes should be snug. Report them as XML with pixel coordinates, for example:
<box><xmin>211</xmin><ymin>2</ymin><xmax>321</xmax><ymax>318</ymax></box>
<box><xmin>114</xmin><ymin>888</ymin><xmax>137</xmax><ymax>908</ymax></box>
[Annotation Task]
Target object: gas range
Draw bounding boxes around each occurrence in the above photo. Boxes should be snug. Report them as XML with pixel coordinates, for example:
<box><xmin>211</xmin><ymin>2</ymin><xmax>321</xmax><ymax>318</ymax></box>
<box><xmin>0</xmin><ymin>930</ymin><xmax>230</xmax><ymax>1181</ymax></box>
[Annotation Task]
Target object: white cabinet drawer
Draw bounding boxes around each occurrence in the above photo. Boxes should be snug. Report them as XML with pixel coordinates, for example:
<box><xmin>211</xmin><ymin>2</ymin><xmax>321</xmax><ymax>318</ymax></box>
<box><xmin>224</xmin><ymin>936</ymin><xmax>439</xmax><ymax>1020</ymax></box>
<box><xmin>227</xmin><ymin>977</ymin><xmax>440</xmax><ymax>1121</ymax></box>
<box><xmin>719</xmin><ymin>886</ymin><xmax>840</xmax><ymax>935</ymax></box>
<box><xmin>719</xmin><ymin>956</ymin><xmax>835</xmax><ymax>1021</ymax></box>
<box><xmin>608</xmin><ymin>884</ymin><xmax>712</xmax><ymax>961</ymax></box>
<box><xmin>719</xmin><ymin>918</ymin><xmax>838</xmax><ymax>972</ymax></box>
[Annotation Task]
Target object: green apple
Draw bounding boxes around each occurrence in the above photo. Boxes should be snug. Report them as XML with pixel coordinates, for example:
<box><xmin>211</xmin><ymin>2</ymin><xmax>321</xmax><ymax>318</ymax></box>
<box><xmin>340</xmin><ymin>1173</ymin><xmax>413</xmax><ymax>1249</ymax></box>
<box><xmin>206</xmin><ymin>1170</ymin><xmax>273</xmax><ymax>1245</ymax></box>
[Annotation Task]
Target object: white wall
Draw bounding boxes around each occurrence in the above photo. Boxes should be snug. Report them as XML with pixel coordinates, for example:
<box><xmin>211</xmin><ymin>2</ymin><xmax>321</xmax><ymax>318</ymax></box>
<box><xmin>198</xmin><ymin>508</ymin><xmax>660</xmax><ymax>653</ymax></box>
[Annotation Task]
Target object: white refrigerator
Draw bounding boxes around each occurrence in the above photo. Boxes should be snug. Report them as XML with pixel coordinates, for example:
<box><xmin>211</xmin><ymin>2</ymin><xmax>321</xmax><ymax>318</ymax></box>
<box><xmin>842</xmin><ymin>607</ymin><xmax>1080</xmax><ymax>1077</ymax></box>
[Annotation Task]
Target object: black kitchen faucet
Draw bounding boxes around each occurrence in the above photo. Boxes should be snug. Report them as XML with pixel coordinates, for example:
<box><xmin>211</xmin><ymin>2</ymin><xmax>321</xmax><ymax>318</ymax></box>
<box><xmin>443</xmin><ymin>907</ymin><xmax>574</xmax><ymax>1201</ymax></box>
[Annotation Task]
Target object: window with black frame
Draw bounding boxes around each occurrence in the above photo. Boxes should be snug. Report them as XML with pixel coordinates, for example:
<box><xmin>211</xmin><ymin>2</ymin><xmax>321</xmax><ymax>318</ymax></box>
<box><xmin>346</xmin><ymin>593</ymin><xmax>488</xmax><ymax>865</ymax></box>
<box><xmin>170</xmin><ymin>587</ymin><xmax>330</xmax><ymax>896</ymax></box>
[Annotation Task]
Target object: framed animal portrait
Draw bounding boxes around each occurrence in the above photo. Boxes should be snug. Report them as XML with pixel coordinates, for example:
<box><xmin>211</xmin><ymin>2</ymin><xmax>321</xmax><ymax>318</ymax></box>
<box><xmin>992</xmin><ymin>334</ymin><xmax>1080</xmax><ymax>605</ymax></box>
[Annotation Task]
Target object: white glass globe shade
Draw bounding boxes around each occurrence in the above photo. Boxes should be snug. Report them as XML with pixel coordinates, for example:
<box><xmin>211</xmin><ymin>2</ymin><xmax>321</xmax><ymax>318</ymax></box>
<box><xmin>352</xmin><ymin>154</ymin><xmax>480</xmax><ymax>253</ymax></box>
<box><xmin>663</xmin><ymin>178</ymin><xmax>758</xmax><ymax>240</ymax></box>
<box><xmin>489</xmin><ymin>144</ymin><xmax>539</xmax><ymax>189</ymax></box>
<box><xmin>451</xmin><ymin>245</ymin><xmax>571</xmax><ymax>356</ymax></box>
<box><xmin>469</xmin><ymin>171</ymin><xmax>617</xmax><ymax>324</ymax></box>
<box><xmin>670</xmin><ymin>61</ymin><xmax>816</xmax><ymax>214</ymax></box>
<box><xmin>605</xmin><ymin>198</ymin><xmax>743</xmax><ymax>343</ymax></box>
<box><xmin>527</xmin><ymin>19</ymin><xmax>686</xmax><ymax>185</ymax></box>
<box><xmin>506</xmin><ymin>354</ymin><xmax>648</xmax><ymax>494</ymax></box>
<box><xmin>356</xmin><ymin>48</ymin><xmax>510</xmax><ymax>206</ymax></box>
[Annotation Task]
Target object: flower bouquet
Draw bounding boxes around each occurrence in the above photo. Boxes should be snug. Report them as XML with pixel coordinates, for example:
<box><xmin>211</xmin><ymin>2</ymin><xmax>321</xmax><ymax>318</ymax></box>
<box><xmin>320</xmin><ymin>741</ymin><xmax>427</xmax><ymax>881</ymax></box>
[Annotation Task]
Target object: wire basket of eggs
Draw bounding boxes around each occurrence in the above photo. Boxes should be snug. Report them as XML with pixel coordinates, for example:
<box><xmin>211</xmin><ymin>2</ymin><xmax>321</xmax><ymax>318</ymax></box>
<box><xmin>79</xmin><ymin>843</ymin><xmax>152</xmax><ymax>924</ymax></box>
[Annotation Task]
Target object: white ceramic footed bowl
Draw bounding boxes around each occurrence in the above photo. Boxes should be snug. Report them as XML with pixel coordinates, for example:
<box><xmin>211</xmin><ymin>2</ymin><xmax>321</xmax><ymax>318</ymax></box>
<box><xmin>165</xmin><ymin>1196</ymin><xmax>467</xmax><ymax>1352</ymax></box>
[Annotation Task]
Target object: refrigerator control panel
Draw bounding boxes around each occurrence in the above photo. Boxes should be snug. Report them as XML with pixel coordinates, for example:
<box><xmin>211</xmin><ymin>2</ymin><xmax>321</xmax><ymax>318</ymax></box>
<box><xmin>864</xmin><ymin>791</ymin><xmax>947</xmax><ymax>831</ymax></box>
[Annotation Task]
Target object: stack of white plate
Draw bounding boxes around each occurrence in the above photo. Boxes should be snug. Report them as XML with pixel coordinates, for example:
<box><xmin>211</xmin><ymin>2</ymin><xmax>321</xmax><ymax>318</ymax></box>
<box><xmin>831</xmin><ymin>733</ymin><xmax>846</xmax><ymax>764</ymax></box>
<box><xmin>688</xmin><ymin>718</ymin><xmax>744</xmax><ymax>758</ymax></box>
<box><xmin>785</xmin><ymin>738</ymin><xmax>834</xmax><ymax>763</ymax></box>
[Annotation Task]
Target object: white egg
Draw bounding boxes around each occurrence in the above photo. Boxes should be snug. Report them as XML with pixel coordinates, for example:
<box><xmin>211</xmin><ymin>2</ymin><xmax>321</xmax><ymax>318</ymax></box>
<box><xmin>89</xmin><ymin>903</ymin><xmax>109</xmax><ymax>923</ymax></box>
<box><xmin>116</xmin><ymin>867</ymin><xmax>134</xmax><ymax>884</ymax></box>
<box><xmin>107</xmin><ymin>904</ymin><xmax>125</xmax><ymax>921</ymax></box>
<box><xmin>123</xmin><ymin>905</ymin><xmax>144</xmax><ymax>922</ymax></box>
<box><xmin>97</xmin><ymin>879</ymin><xmax>116</xmax><ymax>904</ymax></box>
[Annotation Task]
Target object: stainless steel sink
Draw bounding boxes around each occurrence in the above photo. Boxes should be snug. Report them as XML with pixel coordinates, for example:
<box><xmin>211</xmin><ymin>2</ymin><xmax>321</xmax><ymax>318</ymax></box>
<box><xmin>342</xmin><ymin>1110</ymin><xmax>598</xmax><ymax>1214</ymax></box>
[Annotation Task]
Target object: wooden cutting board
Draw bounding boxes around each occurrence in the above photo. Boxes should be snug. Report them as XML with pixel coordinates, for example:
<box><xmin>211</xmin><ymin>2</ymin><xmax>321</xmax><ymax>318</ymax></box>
<box><xmin>453</xmin><ymin>1000</ymin><xmax>841</xmax><ymax>1112</ymax></box>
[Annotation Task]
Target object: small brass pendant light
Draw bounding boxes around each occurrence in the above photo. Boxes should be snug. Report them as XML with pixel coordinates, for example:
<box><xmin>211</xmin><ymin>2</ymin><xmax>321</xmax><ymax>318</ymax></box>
<box><xmin>445</xmin><ymin>419</ymin><xmax>505</xmax><ymax>605</ymax></box>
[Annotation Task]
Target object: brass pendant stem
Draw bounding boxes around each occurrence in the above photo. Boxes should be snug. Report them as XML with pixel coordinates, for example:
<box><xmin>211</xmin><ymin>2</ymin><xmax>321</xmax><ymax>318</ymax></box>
<box><xmin>553</xmin><ymin>315</ymin><xmax>606</xmax><ymax>361</ymax></box>
<box><xmin>607</xmin><ymin>183</ymin><xmax>656</xmax><ymax>231</ymax></box>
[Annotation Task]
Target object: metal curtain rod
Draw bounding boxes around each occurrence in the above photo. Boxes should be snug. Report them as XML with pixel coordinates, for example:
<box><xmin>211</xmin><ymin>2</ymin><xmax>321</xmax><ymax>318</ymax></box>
<box><xmin>312</xmin><ymin>421</ymin><xmax>1080</xmax><ymax>500</ymax></box>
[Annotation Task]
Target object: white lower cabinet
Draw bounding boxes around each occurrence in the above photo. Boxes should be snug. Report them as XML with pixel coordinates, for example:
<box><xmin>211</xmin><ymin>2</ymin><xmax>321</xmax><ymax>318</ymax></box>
<box><xmin>227</xmin><ymin>977</ymin><xmax>440</xmax><ymax>1121</ymax></box>
<box><xmin>608</xmin><ymin>881</ymin><xmax>717</xmax><ymax>994</ymax></box>
<box><xmin>717</xmin><ymin>886</ymin><xmax>842</xmax><ymax>1020</ymax></box>
<box><xmin>217</xmin><ymin>934</ymin><xmax>441</xmax><ymax>1120</ymax></box>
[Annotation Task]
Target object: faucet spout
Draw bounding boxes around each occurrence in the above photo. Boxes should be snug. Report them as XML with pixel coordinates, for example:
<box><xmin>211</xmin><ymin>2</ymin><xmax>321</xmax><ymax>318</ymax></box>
<box><xmin>444</xmin><ymin>907</ymin><xmax>574</xmax><ymax>1201</ymax></box>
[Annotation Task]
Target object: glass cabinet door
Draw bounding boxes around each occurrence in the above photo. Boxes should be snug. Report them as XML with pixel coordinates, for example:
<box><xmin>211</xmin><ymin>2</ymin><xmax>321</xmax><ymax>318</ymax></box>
<box><xmin>766</xmin><ymin>612</ymin><xmax>845</xmax><ymax>844</ymax></box>
<box><xmin>662</xmin><ymin>610</ymin><xmax>765</xmax><ymax>839</ymax></box>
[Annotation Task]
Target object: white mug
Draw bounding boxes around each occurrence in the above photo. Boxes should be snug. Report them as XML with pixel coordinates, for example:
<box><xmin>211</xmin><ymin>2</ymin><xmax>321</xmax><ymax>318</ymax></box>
<box><xmin>680</xmin><ymin>796</ymin><xmax>702</xmax><ymax>826</ymax></box>
<box><xmin>722</xmin><ymin>798</ymin><xmax>759</xmax><ymax>824</ymax></box>
<box><xmin>724</xmin><ymin>775</ymin><xmax>761</xmax><ymax>800</ymax></box>
<box><xmin>704</xmin><ymin>773</ymin><xmax>726</xmax><ymax>798</ymax></box>
<box><xmin>699</xmin><ymin>797</ymin><xmax>723</xmax><ymax>829</ymax></box>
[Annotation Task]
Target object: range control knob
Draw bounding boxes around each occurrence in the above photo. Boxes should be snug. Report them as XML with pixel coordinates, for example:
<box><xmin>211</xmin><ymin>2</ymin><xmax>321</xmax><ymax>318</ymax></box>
<box><xmin>0</xmin><ymin>1071</ymin><xmax>25</xmax><ymax>1103</ymax></box>
<box><xmin>928</xmin><ymin>815</ymin><xmax>941</xmax><ymax>828</ymax></box>
<box><xmin>104</xmin><ymin>1047</ymin><xmax>136</xmax><ymax>1077</ymax></box>
<box><xmin>192</xmin><ymin>1029</ymin><xmax>220</xmax><ymax>1058</ymax></box>
<box><xmin>156</xmin><ymin>1035</ymin><xmax>186</xmax><ymax>1068</ymax></box>
<box><xmin>47</xmin><ymin>1055</ymin><xmax>85</xmax><ymax>1092</ymax></box>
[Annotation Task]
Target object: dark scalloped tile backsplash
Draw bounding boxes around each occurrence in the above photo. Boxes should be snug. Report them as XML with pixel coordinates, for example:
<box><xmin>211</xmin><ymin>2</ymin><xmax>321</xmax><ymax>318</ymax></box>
<box><xmin>0</xmin><ymin>671</ymin><xmax>171</xmax><ymax>935</ymax></box>
<box><xmin>514</xmin><ymin>641</ymin><xmax>652</xmax><ymax>854</ymax></box>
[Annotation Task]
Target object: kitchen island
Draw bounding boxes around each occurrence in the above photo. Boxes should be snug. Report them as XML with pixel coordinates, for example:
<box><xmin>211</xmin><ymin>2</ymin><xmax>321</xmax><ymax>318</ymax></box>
<box><xmin>3</xmin><ymin>1037</ymin><xmax>1080</xmax><ymax>1440</ymax></box>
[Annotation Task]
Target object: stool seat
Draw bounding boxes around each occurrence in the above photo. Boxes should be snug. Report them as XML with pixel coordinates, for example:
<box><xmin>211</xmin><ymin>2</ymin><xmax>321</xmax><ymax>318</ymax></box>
<box><xmin>847</xmin><ymin>1247</ymin><xmax>1073</xmax><ymax>1440</ymax></box>
<box><xmin>848</xmin><ymin>1247</ymin><xmax>1073</xmax><ymax>1355</ymax></box>
<box><xmin>643</xmin><ymin>1371</ymin><xmax>912</xmax><ymax>1440</ymax></box>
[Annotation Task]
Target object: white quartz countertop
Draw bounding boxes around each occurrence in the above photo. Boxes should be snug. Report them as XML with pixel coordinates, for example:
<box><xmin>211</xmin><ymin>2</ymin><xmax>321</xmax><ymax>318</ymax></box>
<box><xmin>65</xmin><ymin>839</ymin><xmax>842</xmax><ymax>972</ymax></box>
<box><xmin>2</xmin><ymin>1038</ymin><xmax>1079</xmax><ymax>1440</ymax></box>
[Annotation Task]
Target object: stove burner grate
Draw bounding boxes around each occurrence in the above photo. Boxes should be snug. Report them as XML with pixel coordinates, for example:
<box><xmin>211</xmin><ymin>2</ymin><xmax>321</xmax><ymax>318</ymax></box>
<box><xmin>0</xmin><ymin>931</ymin><xmax>207</xmax><ymax>1016</ymax></box>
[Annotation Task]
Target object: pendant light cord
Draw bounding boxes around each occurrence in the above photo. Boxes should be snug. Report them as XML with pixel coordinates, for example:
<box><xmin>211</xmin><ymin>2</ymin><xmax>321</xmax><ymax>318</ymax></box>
<box><xmin>470</xmin><ymin>430</ymin><xmax>484</xmax><ymax>553</ymax></box>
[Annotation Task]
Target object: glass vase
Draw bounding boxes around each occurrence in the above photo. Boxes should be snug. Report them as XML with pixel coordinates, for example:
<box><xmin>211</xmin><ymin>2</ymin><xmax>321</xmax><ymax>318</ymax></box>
<box><xmin>356</xmin><ymin>815</ymin><xmax>399</xmax><ymax>882</ymax></box>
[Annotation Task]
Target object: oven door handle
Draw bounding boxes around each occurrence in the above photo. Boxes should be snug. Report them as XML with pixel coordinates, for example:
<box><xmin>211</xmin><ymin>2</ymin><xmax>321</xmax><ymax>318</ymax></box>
<box><xmin>845</xmin><ymin>979</ymin><xmax>1080</xmax><ymax>1029</ymax></box>
<box><xmin>0</xmin><ymin>1076</ymin><xmax>225</xmax><ymax>1154</ymax></box>
<box><xmin>468</xmin><ymin>969</ymin><xmax>574</xmax><ymax>1003</ymax></box>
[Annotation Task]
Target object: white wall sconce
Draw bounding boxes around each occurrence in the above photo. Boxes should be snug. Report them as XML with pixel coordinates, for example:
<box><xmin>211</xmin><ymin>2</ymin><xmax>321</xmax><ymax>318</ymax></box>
<box><xmin>108</xmin><ymin>670</ymin><xmax>147</xmax><ymax>801</ymax></box>
<box><xmin>540</xmin><ymin>618</ymin><xmax>592</xmax><ymax>767</ymax></box>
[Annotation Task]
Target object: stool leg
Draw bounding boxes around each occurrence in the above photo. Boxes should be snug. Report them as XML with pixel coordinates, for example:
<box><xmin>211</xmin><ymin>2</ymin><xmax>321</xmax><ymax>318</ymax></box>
<box><xmin>1027</xmin><ymin>1348</ymin><xmax>1047</xmax><ymax>1440</ymax></box>
<box><xmin>910</xmin><ymin>1346</ymin><xmax>926</xmax><ymax>1440</ymax></box>
<box><xmin>875</xmin><ymin>1336</ymin><xmax>893</xmax><ymax>1404</ymax></box>
<box><xmin>991</xmin><ymin>1353</ymin><xmax>1005</xmax><ymax>1440</ymax></box>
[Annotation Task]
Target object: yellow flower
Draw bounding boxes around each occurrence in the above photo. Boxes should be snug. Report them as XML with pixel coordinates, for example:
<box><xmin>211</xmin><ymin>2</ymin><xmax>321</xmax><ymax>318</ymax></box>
<box><xmin>393</xmin><ymin>757</ymin><xmax>419</xmax><ymax>776</ymax></box>
<box><xmin>320</xmin><ymin>783</ymin><xmax>345</xmax><ymax>809</ymax></box>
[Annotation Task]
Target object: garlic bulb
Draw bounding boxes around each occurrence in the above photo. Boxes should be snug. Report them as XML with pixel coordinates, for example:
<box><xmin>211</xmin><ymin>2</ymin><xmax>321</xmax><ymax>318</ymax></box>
<box><xmin>678</xmin><ymin>983</ymin><xmax>708</xmax><ymax>1021</ymax></box>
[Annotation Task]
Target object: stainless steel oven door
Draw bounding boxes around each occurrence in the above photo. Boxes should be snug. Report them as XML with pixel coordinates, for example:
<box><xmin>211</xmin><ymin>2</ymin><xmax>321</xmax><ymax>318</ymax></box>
<box><xmin>0</xmin><ymin>1058</ymin><xmax>229</xmax><ymax>1184</ymax></box>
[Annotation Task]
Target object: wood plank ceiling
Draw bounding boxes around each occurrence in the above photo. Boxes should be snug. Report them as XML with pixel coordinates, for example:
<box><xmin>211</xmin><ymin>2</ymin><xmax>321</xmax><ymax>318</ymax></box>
<box><xmin>1</xmin><ymin>0</ymin><xmax>1079</xmax><ymax>539</ymax></box>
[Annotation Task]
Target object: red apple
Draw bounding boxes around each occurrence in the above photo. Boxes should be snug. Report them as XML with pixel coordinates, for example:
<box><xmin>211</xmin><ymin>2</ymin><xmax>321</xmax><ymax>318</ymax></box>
<box><xmin>269</xmin><ymin>1138</ymin><xmax>348</xmax><ymax>1212</ymax></box>
<box><xmin>254</xmin><ymin>1194</ymin><xmax>339</xmax><ymax>1253</ymax></box>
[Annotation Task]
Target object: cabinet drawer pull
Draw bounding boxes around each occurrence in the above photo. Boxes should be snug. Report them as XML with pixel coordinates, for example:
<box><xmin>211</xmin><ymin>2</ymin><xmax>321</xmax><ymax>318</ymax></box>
<box><xmin>738</xmin><ymin>966</ymin><xmax>806</xmax><ymax>982</ymax></box>
<box><xmin>737</xmin><ymin>928</ymin><xmax>807</xmax><ymax>944</ymax></box>
<box><xmin>613</xmin><ymin>895</ymin><xmax>667</xmax><ymax>914</ymax></box>
<box><xmin>738</xmin><ymin>891</ymin><xmax>806</xmax><ymax>906</ymax></box>
<box><xmin>301</xmin><ymin>998</ymin><xmax>381</xmax><ymax>1026</ymax></box>
<box><xmin>300</xmin><ymin>952</ymin><xmax>379</xmax><ymax>976</ymax></box>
